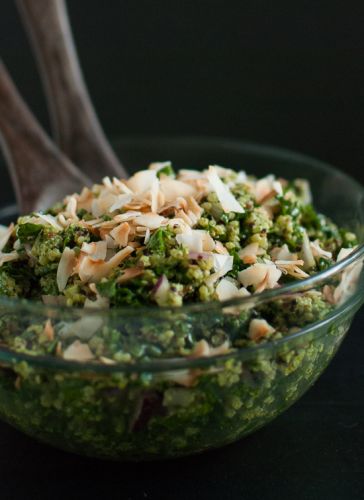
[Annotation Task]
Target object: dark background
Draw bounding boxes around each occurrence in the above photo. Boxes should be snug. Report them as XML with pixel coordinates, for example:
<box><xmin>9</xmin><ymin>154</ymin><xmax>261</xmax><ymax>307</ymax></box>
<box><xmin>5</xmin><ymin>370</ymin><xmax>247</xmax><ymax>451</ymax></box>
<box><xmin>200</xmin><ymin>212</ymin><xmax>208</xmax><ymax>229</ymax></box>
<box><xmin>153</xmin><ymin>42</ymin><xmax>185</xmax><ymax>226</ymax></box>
<box><xmin>0</xmin><ymin>1</ymin><xmax>364</xmax><ymax>499</ymax></box>
<box><xmin>2</xmin><ymin>1</ymin><xmax>364</xmax><ymax>181</ymax></box>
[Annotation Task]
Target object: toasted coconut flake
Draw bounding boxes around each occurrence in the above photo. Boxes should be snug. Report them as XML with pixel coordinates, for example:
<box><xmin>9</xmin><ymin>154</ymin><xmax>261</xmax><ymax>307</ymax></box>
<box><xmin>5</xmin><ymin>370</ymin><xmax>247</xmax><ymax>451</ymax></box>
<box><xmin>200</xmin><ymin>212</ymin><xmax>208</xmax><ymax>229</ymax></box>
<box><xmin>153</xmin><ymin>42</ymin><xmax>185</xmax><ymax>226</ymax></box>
<box><xmin>0</xmin><ymin>223</ymin><xmax>14</xmax><ymax>251</ymax></box>
<box><xmin>104</xmin><ymin>234</ymin><xmax>118</xmax><ymax>249</ymax></box>
<box><xmin>337</xmin><ymin>247</ymin><xmax>355</xmax><ymax>262</ymax></box>
<box><xmin>81</xmin><ymin>241</ymin><xmax>107</xmax><ymax>261</ymax></box>
<box><xmin>271</xmin><ymin>244</ymin><xmax>298</xmax><ymax>261</ymax></box>
<box><xmin>134</xmin><ymin>213</ymin><xmax>166</xmax><ymax>229</ymax></box>
<box><xmin>57</xmin><ymin>247</ymin><xmax>77</xmax><ymax>292</ymax></box>
<box><xmin>333</xmin><ymin>254</ymin><xmax>362</xmax><ymax>305</ymax></box>
<box><xmin>248</xmin><ymin>319</ymin><xmax>275</xmax><ymax>341</ymax></box>
<box><xmin>301</xmin><ymin>230</ymin><xmax>316</xmax><ymax>269</ymax></box>
<box><xmin>178</xmin><ymin>169</ymin><xmax>205</xmax><ymax>180</ymax></box>
<box><xmin>150</xmin><ymin>177</ymin><xmax>160</xmax><ymax>213</ymax></box>
<box><xmin>102</xmin><ymin>176</ymin><xmax>113</xmax><ymax>189</ymax></box>
<box><xmin>65</xmin><ymin>196</ymin><xmax>78</xmax><ymax>220</ymax></box>
<box><xmin>78</xmin><ymin>246</ymin><xmax>134</xmax><ymax>283</ymax></box>
<box><xmin>100</xmin><ymin>356</ymin><xmax>117</xmax><ymax>365</ymax></box>
<box><xmin>275</xmin><ymin>259</ymin><xmax>309</xmax><ymax>279</ymax></box>
<box><xmin>92</xmin><ymin>192</ymin><xmax>124</xmax><ymax>216</ymax></box>
<box><xmin>167</xmin><ymin>217</ymin><xmax>191</xmax><ymax>233</ymax></box>
<box><xmin>84</xmin><ymin>296</ymin><xmax>110</xmax><ymax>309</ymax></box>
<box><xmin>214</xmin><ymin>241</ymin><xmax>229</xmax><ymax>255</ymax></box>
<box><xmin>144</xmin><ymin>228</ymin><xmax>151</xmax><ymax>244</ymax></box>
<box><xmin>206</xmin><ymin>166</ymin><xmax>244</xmax><ymax>213</ymax></box>
<box><xmin>76</xmin><ymin>187</ymin><xmax>94</xmax><ymax>211</ymax></box>
<box><xmin>112</xmin><ymin>177</ymin><xmax>133</xmax><ymax>194</ymax></box>
<box><xmin>175</xmin><ymin>209</ymin><xmax>194</xmax><ymax>226</ymax></box>
<box><xmin>108</xmin><ymin>194</ymin><xmax>133</xmax><ymax>212</ymax></box>
<box><xmin>310</xmin><ymin>240</ymin><xmax>332</xmax><ymax>260</ymax></box>
<box><xmin>63</xmin><ymin>340</ymin><xmax>95</xmax><ymax>362</ymax></box>
<box><xmin>205</xmin><ymin>254</ymin><xmax>234</xmax><ymax>286</ymax></box>
<box><xmin>117</xmin><ymin>267</ymin><xmax>144</xmax><ymax>284</ymax></box>
<box><xmin>323</xmin><ymin>284</ymin><xmax>335</xmax><ymax>304</ymax></box>
<box><xmin>60</xmin><ymin>316</ymin><xmax>103</xmax><ymax>340</ymax></box>
<box><xmin>160</xmin><ymin>178</ymin><xmax>196</xmax><ymax>203</ymax></box>
<box><xmin>43</xmin><ymin>319</ymin><xmax>55</xmax><ymax>341</ymax></box>
<box><xmin>0</xmin><ymin>252</ymin><xmax>19</xmax><ymax>266</ymax></box>
<box><xmin>239</xmin><ymin>243</ymin><xmax>265</xmax><ymax>264</ymax></box>
<box><xmin>186</xmin><ymin>196</ymin><xmax>203</xmax><ymax>219</ymax></box>
<box><xmin>254</xmin><ymin>175</ymin><xmax>282</xmax><ymax>204</ymax></box>
<box><xmin>215</xmin><ymin>278</ymin><xmax>250</xmax><ymax>301</ymax></box>
<box><xmin>176</xmin><ymin>229</ymin><xmax>214</xmax><ymax>253</ymax></box>
<box><xmin>189</xmin><ymin>339</ymin><xmax>231</xmax><ymax>359</ymax></box>
<box><xmin>153</xmin><ymin>275</ymin><xmax>170</xmax><ymax>306</ymax></box>
<box><xmin>57</xmin><ymin>214</ymin><xmax>70</xmax><ymax>227</ymax></box>
<box><xmin>127</xmin><ymin>170</ymin><xmax>157</xmax><ymax>195</ymax></box>
<box><xmin>34</xmin><ymin>213</ymin><xmax>63</xmax><ymax>231</ymax></box>
<box><xmin>238</xmin><ymin>262</ymin><xmax>281</xmax><ymax>292</ymax></box>
<box><xmin>110</xmin><ymin>222</ymin><xmax>131</xmax><ymax>247</ymax></box>
<box><xmin>160</xmin><ymin>368</ymin><xmax>201</xmax><ymax>387</ymax></box>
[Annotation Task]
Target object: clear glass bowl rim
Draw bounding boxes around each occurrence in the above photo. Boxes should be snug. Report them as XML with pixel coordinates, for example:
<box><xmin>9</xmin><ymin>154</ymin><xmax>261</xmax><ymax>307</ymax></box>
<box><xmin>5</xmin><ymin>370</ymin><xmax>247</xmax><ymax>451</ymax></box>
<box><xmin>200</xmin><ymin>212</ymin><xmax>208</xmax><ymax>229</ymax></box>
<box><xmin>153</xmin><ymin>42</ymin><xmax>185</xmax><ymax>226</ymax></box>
<box><xmin>0</xmin><ymin>136</ymin><xmax>363</xmax><ymax>372</ymax></box>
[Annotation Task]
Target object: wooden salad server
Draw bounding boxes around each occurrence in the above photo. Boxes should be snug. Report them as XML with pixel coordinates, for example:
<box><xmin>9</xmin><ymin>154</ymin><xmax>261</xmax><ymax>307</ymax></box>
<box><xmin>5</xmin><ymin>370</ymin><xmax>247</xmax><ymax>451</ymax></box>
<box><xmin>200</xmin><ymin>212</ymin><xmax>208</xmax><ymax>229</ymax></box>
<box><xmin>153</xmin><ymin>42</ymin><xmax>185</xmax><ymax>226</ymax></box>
<box><xmin>0</xmin><ymin>59</ymin><xmax>91</xmax><ymax>214</ymax></box>
<box><xmin>16</xmin><ymin>0</ymin><xmax>127</xmax><ymax>182</ymax></box>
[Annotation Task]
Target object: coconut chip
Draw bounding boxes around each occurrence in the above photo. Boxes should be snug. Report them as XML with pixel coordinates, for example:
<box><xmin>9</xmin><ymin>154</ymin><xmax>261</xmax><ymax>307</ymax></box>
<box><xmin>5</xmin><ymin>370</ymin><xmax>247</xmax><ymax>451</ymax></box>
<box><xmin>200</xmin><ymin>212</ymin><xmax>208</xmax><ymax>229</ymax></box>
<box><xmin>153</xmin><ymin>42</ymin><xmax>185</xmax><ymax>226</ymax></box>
<box><xmin>34</xmin><ymin>213</ymin><xmax>63</xmax><ymax>231</ymax></box>
<box><xmin>77</xmin><ymin>246</ymin><xmax>134</xmax><ymax>283</ymax></box>
<box><xmin>63</xmin><ymin>340</ymin><xmax>95</xmax><ymax>361</ymax></box>
<box><xmin>310</xmin><ymin>240</ymin><xmax>332</xmax><ymax>260</ymax></box>
<box><xmin>110</xmin><ymin>222</ymin><xmax>131</xmax><ymax>247</ymax></box>
<box><xmin>134</xmin><ymin>213</ymin><xmax>167</xmax><ymax>230</ymax></box>
<box><xmin>248</xmin><ymin>319</ymin><xmax>275</xmax><ymax>341</ymax></box>
<box><xmin>57</xmin><ymin>247</ymin><xmax>77</xmax><ymax>292</ymax></box>
<box><xmin>239</xmin><ymin>242</ymin><xmax>265</xmax><ymax>264</ymax></box>
<box><xmin>153</xmin><ymin>275</ymin><xmax>171</xmax><ymax>306</ymax></box>
<box><xmin>43</xmin><ymin>319</ymin><xmax>55</xmax><ymax>341</ymax></box>
<box><xmin>81</xmin><ymin>241</ymin><xmax>108</xmax><ymax>261</ymax></box>
<box><xmin>275</xmin><ymin>259</ymin><xmax>310</xmax><ymax>279</ymax></box>
<box><xmin>159</xmin><ymin>178</ymin><xmax>196</xmax><ymax>204</ymax></box>
<box><xmin>215</xmin><ymin>278</ymin><xmax>250</xmax><ymax>301</ymax></box>
<box><xmin>337</xmin><ymin>247</ymin><xmax>355</xmax><ymax>262</ymax></box>
<box><xmin>238</xmin><ymin>261</ymin><xmax>282</xmax><ymax>292</ymax></box>
<box><xmin>189</xmin><ymin>339</ymin><xmax>231</xmax><ymax>358</ymax></box>
<box><xmin>206</xmin><ymin>166</ymin><xmax>244</xmax><ymax>213</ymax></box>
<box><xmin>301</xmin><ymin>230</ymin><xmax>316</xmax><ymax>269</ymax></box>
<box><xmin>64</xmin><ymin>196</ymin><xmax>78</xmax><ymax>220</ymax></box>
<box><xmin>108</xmin><ymin>194</ymin><xmax>133</xmax><ymax>212</ymax></box>
<box><xmin>127</xmin><ymin>170</ymin><xmax>157</xmax><ymax>195</ymax></box>
<box><xmin>0</xmin><ymin>252</ymin><xmax>19</xmax><ymax>267</ymax></box>
<box><xmin>84</xmin><ymin>296</ymin><xmax>110</xmax><ymax>309</ymax></box>
<box><xmin>205</xmin><ymin>254</ymin><xmax>234</xmax><ymax>286</ymax></box>
<box><xmin>270</xmin><ymin>244</ymin><xmax>298</xmax><ymax>262</ymax></box>
<box><xmin>254</xmin><ymin>175</ymin><xmax>282</xmax><ymax>204</ymax></box>
<box><xmin>117</xmin><ymin>266</ymin><xmax>144</xmax><ymax>284</ymax></box>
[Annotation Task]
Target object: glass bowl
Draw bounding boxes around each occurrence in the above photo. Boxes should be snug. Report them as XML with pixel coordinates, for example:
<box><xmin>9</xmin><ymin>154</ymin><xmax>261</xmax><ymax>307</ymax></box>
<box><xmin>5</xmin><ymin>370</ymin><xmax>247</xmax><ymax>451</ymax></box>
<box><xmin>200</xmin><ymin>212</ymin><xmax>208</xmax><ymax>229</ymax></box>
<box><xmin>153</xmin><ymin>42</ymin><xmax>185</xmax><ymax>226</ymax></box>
<box><xmin>0</xmin><ymin>136</ymin><xmax>363</xmax><ymax>461</ymax></box>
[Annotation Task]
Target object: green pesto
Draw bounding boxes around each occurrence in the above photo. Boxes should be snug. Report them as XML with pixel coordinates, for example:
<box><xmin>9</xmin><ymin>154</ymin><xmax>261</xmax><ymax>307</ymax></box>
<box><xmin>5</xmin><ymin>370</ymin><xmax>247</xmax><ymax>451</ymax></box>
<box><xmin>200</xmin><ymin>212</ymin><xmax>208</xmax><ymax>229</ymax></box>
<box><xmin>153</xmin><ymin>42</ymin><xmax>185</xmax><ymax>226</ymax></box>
<box><xmin>0</xmin><ymin>313</ymin><xmax>352</xmax><ymax>460</ymax></box>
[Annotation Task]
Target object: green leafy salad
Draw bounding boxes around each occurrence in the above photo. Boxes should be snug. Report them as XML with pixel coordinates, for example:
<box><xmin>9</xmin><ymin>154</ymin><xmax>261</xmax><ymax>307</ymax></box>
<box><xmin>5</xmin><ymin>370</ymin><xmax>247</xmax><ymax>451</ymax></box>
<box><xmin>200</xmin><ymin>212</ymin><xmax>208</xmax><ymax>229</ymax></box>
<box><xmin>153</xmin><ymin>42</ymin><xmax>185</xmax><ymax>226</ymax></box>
<box><xmin>0</xmin><ymin>163</ymin><xmax>359</xmax><ymax>364</ymax></box>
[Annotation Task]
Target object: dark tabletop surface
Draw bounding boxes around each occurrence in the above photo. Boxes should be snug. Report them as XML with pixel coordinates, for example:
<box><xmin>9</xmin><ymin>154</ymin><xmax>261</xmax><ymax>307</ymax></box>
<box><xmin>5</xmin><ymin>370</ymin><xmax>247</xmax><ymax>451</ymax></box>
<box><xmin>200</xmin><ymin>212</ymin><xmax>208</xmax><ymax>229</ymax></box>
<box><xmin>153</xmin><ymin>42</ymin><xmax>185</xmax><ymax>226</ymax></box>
<box><xmin>1</xmin><ymin>1</ymin><xmax>364</xmax><ymax>498</ymax></box>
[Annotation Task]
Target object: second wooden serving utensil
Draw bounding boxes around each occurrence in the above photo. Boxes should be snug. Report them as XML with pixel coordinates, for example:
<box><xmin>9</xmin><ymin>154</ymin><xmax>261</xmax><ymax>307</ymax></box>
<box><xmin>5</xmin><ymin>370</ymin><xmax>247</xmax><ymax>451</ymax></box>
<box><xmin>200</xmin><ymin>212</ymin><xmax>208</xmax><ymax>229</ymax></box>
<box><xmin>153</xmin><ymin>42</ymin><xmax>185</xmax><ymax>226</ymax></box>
<box><xmin>0</xmin><ymin>59</ymin><xmax>91</xmax><ymax>214</ymax></box>
<box><xmin>16</xmin><ymin>0</ymin><xmax>127</xmax><ymax>182</ymax></box>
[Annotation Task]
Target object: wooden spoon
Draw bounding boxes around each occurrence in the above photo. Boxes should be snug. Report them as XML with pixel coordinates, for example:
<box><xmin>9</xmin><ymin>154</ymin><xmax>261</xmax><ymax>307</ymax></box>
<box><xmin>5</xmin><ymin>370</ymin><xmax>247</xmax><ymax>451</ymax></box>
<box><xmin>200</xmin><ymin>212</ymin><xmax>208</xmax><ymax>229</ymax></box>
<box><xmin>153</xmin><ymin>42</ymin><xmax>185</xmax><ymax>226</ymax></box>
<box><xmin>0</xmin><ymin>59</ymin><xmax>91</xmax><ymax>214</ymax></box>
<box><xmin>16</xmin><ymin>0</ymin><xmax>127</xmax><ymax>182</ymax></box>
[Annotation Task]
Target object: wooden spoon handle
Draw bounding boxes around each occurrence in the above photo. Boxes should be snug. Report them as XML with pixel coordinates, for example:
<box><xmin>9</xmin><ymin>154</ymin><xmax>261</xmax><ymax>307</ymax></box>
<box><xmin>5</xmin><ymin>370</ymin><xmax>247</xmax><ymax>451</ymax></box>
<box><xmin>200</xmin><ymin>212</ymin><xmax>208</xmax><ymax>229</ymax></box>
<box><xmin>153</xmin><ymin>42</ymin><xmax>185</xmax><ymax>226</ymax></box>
<box><xmin>16</xmin><ymin>0</ymin><xmax>127</xmax><ymax>181</ymax></box>
<box><xmin>0</xmin><ymin>59</ymin><xmax>90</xmax><ymax>214</ymax></box>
